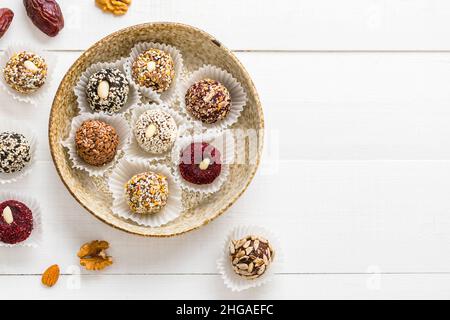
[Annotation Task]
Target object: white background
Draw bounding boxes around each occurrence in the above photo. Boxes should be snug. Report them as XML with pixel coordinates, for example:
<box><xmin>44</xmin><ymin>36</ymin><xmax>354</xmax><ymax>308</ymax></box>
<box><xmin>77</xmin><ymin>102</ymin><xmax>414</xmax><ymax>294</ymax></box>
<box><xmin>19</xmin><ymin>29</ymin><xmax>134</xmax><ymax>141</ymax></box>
<box><xmin>1</xmin><ymin>0</ymin><xmax>450</xmax><ymax>299</ymax></box>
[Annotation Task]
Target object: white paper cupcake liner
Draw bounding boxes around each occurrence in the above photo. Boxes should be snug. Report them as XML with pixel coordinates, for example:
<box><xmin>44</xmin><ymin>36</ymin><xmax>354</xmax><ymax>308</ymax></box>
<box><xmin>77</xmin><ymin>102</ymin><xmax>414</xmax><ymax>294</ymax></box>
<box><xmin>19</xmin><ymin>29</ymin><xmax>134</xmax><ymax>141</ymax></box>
<box><xmin>171</xmin><ymin>131</ymin><xmax>234</xmax><ymax>194</ymax></box>
<box><xmin>74</xmin><ymin>58</ymin><xmax>141</xmax><ymax>115</ymax></box>
<box><xmin>108</xmin><ymin>159</ymin><xmax>183</xmax><ymax>227</ymax></box>
<box><xmin>62</xmin><ymin>113</ymin><xmax>131</xmax><ymax>177</ymax></box>
<box><xmin>217</xmin><ymin>225</ymin><xmax>282</xmax><ymax>292</ymax></box>
<box><xmin>0</xmin><ymin>192</ymin><xmax>43</xmax><ymax>248</ymax></box>
<box><xmin>178</xmin><ymin>65</ymin><xmax>247</xmax><ymax>132</ymax></box>
<box><xmin>124</xmin><ymin>42</ymin><xmax>184</xmax><ymax>104</ymax></box>
<box><xmin>0</xmin><ymin>120</ymin><xmax>37</xmax><ymax>185</ymax></box>
<box><xmin>0</xmin><ymin>43</ymin><xmax>57</xmax><ymax>105</ymax></box>
<box><xmin>124</xmin><ymin>103</ymin><xmax>190</xmax><ymax>162</ymax></box>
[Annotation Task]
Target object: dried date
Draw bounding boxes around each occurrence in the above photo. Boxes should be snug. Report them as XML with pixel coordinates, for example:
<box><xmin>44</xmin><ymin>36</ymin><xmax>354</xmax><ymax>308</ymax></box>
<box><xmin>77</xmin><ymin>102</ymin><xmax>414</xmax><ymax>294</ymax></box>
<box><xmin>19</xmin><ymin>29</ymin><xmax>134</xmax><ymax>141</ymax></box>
<box><xmin>0</xmin><ymin>8</ymin><xmax>14</xmax><ymax>38</ymax></box>
<box><xmin>23</xmin><ymin>0</ymin><xmax>64</xmax><ymax>37</ymax></box>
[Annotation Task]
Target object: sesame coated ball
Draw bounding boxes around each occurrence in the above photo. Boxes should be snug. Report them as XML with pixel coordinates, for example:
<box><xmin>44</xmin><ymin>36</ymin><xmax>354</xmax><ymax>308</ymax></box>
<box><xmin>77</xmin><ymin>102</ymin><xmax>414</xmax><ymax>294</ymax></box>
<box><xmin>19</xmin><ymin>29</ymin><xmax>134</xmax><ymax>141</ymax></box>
<box><xmin>134</xmin><ymin>109</ymin><xmax>178</xmax><ymax>154</ymax></box>
<box><xmin>75</xmin><ymin>120</ymin><xmax>119</xmax><ymax>167</ymax></box>
<box><xmin>3</xmin><ymin>51</ymin><xmax>48</xmax><ymax>94</ymax></box>
<box><xmin>185</xmin><ymin>79</ymin><xmax>231</xmax><ymax>124</ymax></box>
<box><xmin>86</xmin><ymin>68</ymin><xmax>129</xmax><ymax>113</ymax></box>
<box><xmin>124</xmin><ymin>171</ymin><xmax>169</xmax><ymax>215</ymax></box>
<box><xmin>0</xmin><ymin>132</ymin><xmax>31</xmax><ymax>174</ymax></box>
<box><xmin>131</xmin><ymin>48</ymin><xmax>175</xmax><ymax>93</ymax></box>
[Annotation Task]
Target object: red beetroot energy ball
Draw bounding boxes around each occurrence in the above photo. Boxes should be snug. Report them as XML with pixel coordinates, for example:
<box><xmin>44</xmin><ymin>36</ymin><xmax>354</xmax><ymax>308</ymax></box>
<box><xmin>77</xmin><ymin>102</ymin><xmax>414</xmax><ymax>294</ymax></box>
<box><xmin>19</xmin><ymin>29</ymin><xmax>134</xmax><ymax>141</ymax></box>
<box><xmin>0</xmin><ymin>200</ymin><xmax>33</xmax><ymax>244</ymax></box>
<box><xmin>179</xmin><ymin>142</ymin><xmax>222</xmax><ymax>185</ymax></box>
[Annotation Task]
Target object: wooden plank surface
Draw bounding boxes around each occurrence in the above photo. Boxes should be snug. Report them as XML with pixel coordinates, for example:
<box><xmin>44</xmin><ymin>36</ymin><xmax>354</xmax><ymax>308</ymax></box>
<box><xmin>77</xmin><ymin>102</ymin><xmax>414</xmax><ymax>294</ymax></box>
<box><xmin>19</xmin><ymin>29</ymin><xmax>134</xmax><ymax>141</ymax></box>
<box><xmin>2</xmin><ymin>274</ymin><xmax>450</xmax><ymax>300</ymax></box>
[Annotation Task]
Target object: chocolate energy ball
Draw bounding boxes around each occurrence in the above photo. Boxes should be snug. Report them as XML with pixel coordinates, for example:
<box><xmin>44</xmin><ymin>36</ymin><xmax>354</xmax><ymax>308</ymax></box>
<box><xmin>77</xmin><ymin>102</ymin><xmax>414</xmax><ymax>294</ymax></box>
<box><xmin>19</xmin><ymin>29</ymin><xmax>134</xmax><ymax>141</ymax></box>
<box><xmin>3</xmin><ymin>51</ymin><xmax>48</xmax><ymax>94</ymax></box>
<box><xmin>185</xmin><ymin>79</ymin><xmax>231</xmax><ymax>124</ymax></box>
<box><xmin>134</xmin><ymin>109</ymin><xmax>178</xmax><ymax>154</ymax></box>
<box><xmin>179</xmin><ymin>142</ymin><xmax>222</xmax><ymax>185</ymax></box>
<box><xmin>86</xmin><ymin>68</ymin><xmax>129</xmax><ymax>113</ymax></box>
<box><xmin>75</xmin><ymin>120</ymin><xmax>119</xmax><ymax>167</ymax></box>
<box><xmin>0</xmin><ymin>200</ymin><xmax>33</xmax><ymax>245</ymax></box>
<box><xmin>131</xmin><ymin>48</ymin><xmax>175</xmax><ymax>93</ymax></box>
<box><xmin>125</xmin><ymin>171</ymin><xmax>169</xmax><ymax>215</ymax></box>
<box><xmin>0</xmin><ymin>132</ymin><xmax>31</xmax><ymax>174</ymax></box>
<box><xmin>229</xmin><ymin>235</ymin><xmax>275</xmax><ymax>280</ymax></box>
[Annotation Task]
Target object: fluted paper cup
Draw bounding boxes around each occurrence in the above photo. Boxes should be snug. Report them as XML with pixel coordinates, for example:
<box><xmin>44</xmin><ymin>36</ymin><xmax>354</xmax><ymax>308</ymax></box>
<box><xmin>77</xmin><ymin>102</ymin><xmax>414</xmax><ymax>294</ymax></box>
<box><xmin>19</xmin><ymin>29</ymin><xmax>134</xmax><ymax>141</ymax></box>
<box><xmin>171</xmin><ymin>131</ymin><xmax>234</xmax><ymax>194</ymax></box>
<box><xmin>0</xmin><ymin>120</ymin><xmax>37</xmax><ymax>185</ymax></box>
<box><xmin>62</xmin><ymin>113</ymin><xmax>131</xmax><ymax>177</ymax></box>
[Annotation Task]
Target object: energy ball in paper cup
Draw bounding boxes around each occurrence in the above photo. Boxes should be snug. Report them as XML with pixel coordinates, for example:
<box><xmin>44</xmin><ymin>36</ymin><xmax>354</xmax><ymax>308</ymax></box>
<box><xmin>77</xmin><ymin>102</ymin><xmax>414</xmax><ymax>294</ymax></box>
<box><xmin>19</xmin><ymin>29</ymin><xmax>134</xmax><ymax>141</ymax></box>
<box><xmin>217</xmin><ymin>226</ymin><xmax>282</xmax><ymax>292</ymax></box>
<box><xmin>0</xmin><ymin>192</ymin><xmax>43</xmax><ymax>248</ymax></box>
<box><xmin>0</xmin><ymin>121</ymin><xmax>37</xmax><ymax>185</ymax></box>
<box><xmin>108</xmin><ymin>159</ymin><xmax>183</xmax><ymax>227</ymax></box>
<box><xmin>62</xmin><ymin>113</ymin><xmax>130</xmax><ymax>177</ymax></box>
<box><xmin>0</xmin><ymin>43</ymin><xmax>56</xmax><ymax>105</ymax></box>
<box><xmin>124</xmin><ymin>42</ymin><xmax>184</xmax><ymax>104</ymax></box>
<box><xmin>178</xmin><ymin>65</ymin><xmax>247</xmax><ymax>132</ymax></box>
<box><xmin>171</xmin><ymin>131</ymin><xmax>234</xmax><ymax>194</ymax></box>
<box><xmin>74</xmin><ymin>58</ymin><xmax>141</xmax><ymax>115</ymax></box>
<box><xmin>125</xmin><ymin>103</ymin><xmax>189</xmax><ymax>162</ymax></box>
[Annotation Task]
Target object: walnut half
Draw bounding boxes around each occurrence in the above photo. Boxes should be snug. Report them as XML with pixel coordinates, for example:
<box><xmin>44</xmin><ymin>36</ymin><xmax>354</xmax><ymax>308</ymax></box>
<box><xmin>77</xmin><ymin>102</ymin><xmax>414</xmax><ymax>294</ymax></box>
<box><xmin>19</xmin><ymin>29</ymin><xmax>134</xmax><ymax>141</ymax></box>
<box><xmin>78</xmin><ymin>240</ymin><xmax>113</xmax><ymax>271</ymax></box>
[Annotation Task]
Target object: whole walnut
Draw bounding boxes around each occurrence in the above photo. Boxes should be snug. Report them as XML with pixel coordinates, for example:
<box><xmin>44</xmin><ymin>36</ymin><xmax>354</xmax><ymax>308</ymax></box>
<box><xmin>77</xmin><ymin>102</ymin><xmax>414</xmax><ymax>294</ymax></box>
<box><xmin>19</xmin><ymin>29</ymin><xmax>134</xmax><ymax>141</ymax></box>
<box><xmin>23</xmin><ymin>0</ymin><xmax>64</xmax><ymax>37</ymax></box>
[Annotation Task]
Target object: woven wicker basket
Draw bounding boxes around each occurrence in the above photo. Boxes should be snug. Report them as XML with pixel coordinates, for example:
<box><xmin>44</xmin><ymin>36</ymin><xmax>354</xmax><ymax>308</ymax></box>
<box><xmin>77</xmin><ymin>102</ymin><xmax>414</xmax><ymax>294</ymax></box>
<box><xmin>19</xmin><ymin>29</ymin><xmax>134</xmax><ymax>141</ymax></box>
<box><xmin>49</xmin><ymin>23</ymin><xmax>264</xmax><ymax>237</ymax></box>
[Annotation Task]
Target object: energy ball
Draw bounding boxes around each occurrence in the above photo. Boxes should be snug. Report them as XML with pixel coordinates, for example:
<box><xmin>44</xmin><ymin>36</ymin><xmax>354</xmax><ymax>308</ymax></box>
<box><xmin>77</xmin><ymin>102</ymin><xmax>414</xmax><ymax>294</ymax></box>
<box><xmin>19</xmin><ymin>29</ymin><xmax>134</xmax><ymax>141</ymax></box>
<box><xmin>0</xmin><ymin>200</ymin><xmax>33</xmax><ymax>245</ymax></box>
<box><xmin>131</xmin><ymin>48</ymin><xmax>175</xmax><ymax>93</ymax></box>
<box><xmin>179</xmin><ymin>142</ymin><xmax>222</xmax><ymax>185</ymax></box>
<box><xmin>0</xmin><ymin>132</ymin><xmax>31</xmax><ymax>174</ymax></box>
<box><xmin>229</xmin><ymin>235</ymin><xmax>275</xmax><ymax>280</ymax></box>
<box><xmin>86</xmin><ymin>68</ymin><xmax>129</xmax><ymax>113</ymax></box>
<box><xmin>125</xmin><ymin>171</ymin><xmax>169</xmax><ymax>215</ymax></box>
<box><xmin>75</xmin><ymin>120</ymin><xmax>119</xmax><ymax>167</ymax></box>
<box><xmin>134</xmin><ymin>109</ymin><xmax>178</xmax><ymax>154</ymax></box>
<box><xmin>3</xmin><ymin>51</ymin><xmax>48</xmax><ymax>94</ymax></box>
<box><xmin>185</xmin><ymin>79</ymin><xmax>231</xmax><ymax>124</ymax></box>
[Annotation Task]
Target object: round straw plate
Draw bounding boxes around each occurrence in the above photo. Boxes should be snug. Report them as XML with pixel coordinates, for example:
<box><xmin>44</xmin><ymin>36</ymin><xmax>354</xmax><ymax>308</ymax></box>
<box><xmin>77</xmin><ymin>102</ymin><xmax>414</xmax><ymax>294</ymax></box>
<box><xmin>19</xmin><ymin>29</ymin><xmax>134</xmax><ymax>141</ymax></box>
<box><xmin>49</xmin><ymin>23</ymin><xmax>264</xmax><ymax>237</ymax></box>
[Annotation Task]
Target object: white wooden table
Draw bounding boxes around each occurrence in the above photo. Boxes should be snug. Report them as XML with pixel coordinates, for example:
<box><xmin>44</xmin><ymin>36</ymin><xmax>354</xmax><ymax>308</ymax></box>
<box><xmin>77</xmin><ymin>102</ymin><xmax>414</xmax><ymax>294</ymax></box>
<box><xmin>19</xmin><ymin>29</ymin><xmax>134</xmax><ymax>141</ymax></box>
<box><xmin>1</xmin><ymin>0</ymin><xmax>450</xmax><ymax>300</ymax></box>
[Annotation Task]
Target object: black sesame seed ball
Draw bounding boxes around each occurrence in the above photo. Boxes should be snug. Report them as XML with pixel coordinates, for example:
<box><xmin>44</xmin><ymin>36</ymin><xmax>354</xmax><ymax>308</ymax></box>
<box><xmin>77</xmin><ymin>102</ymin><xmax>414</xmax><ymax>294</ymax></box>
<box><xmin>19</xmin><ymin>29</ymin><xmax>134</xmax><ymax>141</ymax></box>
<box><xmin>86</xmin><ymin>68</ymin><xmax>129</xmax><ymax>113</ymax></box>
<box><xmin>0</xmin><ymin>132</ymin><xmax>31</xmax><ymax>174</ymax></box>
